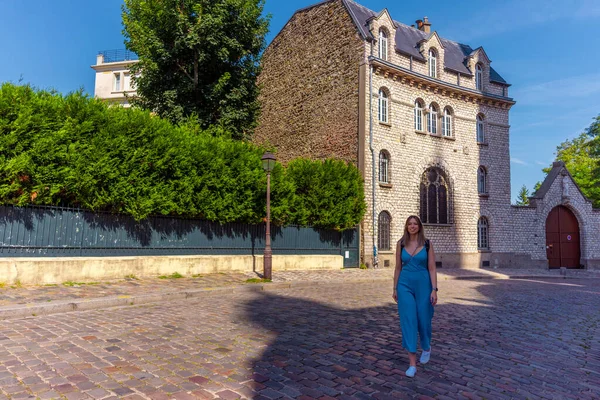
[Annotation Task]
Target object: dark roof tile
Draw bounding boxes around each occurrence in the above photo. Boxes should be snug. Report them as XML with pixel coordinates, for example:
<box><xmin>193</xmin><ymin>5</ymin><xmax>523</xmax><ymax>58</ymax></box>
<box><xmin>343</xmin><ymin>0</ymin><xmax>508</xmax><ymax>83</ymax></box>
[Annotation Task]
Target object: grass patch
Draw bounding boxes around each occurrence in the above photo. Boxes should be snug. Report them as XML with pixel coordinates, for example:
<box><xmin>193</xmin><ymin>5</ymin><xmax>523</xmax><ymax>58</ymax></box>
<box><xmin>124</xmin><ymin>274</ymin><xmax>138</xmax><ymax>280</ymax></box>
<box><xmin>62</xmin><ymin>281</ymin><xmax>100</xmax><ymax>287</ymax></box>
<box><xmin>0</xmin><ymin>282</ymin><xmax>5</xmax><ymax>289</ymax></box>
<box><xmin>11</xmin><ymin>280</ymin><xmax>23</xmax><ymax>289</ymax></box>
<box><xmin>158</xmin><ymin>272</ymin><xmax>184</xmax><ymax>279</ymax></box>
<box><xmin>245</xmin><ymin>278</ymin><xmax>272</xmax><ymax>284</ymax></box>
<box><xmin>191</xmin><ymin>274</ymin><xmax>204</xmax><ymax>278</ymax></box>
<box><xmin>63</xmin><ymin>281</ymin><xmax>86</xmax><ymax>287</ymax></box>
<box><xmin>359</xmin><ymin>263</ymin><xmax>368</xmax><ymax>269</ymax></box>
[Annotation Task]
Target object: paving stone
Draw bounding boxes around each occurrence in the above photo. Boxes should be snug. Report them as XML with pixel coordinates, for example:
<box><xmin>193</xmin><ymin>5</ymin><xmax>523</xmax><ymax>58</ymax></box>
<box><xmin>0</xmin><ymin>278</ymin><xmax>598</xmax><ymax>399</ymax></box>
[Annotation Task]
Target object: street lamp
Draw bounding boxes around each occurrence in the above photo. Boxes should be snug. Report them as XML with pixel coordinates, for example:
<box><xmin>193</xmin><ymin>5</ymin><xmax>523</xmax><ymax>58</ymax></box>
<box><xmin>261</xmin><ymin>152</ymin><xmax>277</xmax><ymax>280</ymax></box>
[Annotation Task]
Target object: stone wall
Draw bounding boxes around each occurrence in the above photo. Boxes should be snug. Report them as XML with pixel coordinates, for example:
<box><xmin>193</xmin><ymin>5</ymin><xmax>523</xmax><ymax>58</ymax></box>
<box><xmin>511</xmin><ymin>166</ymin><xmax>600</xmax><ymax>270</ymax></box>
<box><xmin>254</xmin><ymin>0</ymin><xmax>365</xmax><ymax>165</ymax></box>
<box><xmin>361</xmin><ymin>64</ymin><xmax>512</xmax><ymax>268</ymax></box>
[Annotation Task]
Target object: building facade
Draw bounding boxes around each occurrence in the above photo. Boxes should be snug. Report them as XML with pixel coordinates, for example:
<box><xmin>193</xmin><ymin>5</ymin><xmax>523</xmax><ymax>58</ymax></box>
<box><xmin>255</xmin><ymin>0</ymin><xmax>600</xmax><ymax>269</ymax></box>
<box><xmin>91</xmin><ymin>50</ymin><xmax>138</xmax><ymax>107</ymax></box>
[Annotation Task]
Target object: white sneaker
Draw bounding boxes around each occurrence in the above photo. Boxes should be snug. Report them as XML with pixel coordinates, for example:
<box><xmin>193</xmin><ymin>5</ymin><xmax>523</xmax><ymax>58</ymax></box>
<box><xmin>420</xmin><ymin>349</ymin><xmax>431</xmax><ymax>364</ymax></box>
<box><xmin>405</xmin><ymin>366</ymin><xmax>417</xmax><ymax>378</ymax></box>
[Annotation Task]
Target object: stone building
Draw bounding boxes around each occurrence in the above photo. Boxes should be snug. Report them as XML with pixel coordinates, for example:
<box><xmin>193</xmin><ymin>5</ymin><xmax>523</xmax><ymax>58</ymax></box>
<box><xmin>91</xmin><ymin>50</ymin><xmax>138</xmax><ymax>107</ymax></box>
<box><xmin>255</xmin><ymin>0</ymin><xmax>600</xmax><ymax>270</ymax></box>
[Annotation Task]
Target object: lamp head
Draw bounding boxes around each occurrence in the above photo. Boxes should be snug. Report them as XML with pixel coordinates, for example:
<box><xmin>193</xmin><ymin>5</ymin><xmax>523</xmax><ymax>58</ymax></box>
<box><xmin>261</xmin><ymin>152</ymin><xmax>277</xmax><ymax>173</ymax></box>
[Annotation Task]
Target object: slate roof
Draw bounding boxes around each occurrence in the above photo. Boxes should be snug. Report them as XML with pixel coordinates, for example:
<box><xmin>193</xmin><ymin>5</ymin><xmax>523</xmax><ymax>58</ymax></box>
<box><xmin>342</xmin><ymin>0</ymin><xmax>509</xmax><ymax>85</ymax></box>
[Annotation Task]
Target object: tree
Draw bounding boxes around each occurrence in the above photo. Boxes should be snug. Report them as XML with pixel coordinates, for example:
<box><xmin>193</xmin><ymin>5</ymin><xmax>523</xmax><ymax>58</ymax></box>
<box><xmin>515</xmin><ymin>184</ymin><xmax>529</xmax><ymax>205</ymax></box>
<box><xmin>122</xmin><ymin>0</ymin><xmax>270</xmax><ymax>139</ymax></box>
<box><xmin>538</xmin><ymin>114</ymin><xmax>600</xmax><ymax>207</ymax></box>
<box><xmin>285</xmin><ymin>158</ymin><xmax>366</xmax><ymax>230</ymax></box>
<box><xmin>533</xmin><ymin>181</ymin><xmax>542</xmax><ymax>194</ymax></box>
<box><xmin>0</xmin><ymin>83</ymin><xmax>366</xmax><ymax>229</ymax></box>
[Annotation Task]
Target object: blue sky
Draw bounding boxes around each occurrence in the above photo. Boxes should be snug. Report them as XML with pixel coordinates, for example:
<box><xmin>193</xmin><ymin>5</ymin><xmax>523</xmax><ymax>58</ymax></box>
<box><xmin>1</xmin><ymin>0</ymin><xmax>599</xmax><ymax>202</ymax></box>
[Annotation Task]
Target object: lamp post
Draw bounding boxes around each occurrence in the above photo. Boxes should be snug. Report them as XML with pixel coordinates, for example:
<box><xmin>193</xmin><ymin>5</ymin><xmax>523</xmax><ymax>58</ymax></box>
<box><xmin>261</xmin><ymin>152</ymin><xmax>276</xmax><ymax>280</ymax></box>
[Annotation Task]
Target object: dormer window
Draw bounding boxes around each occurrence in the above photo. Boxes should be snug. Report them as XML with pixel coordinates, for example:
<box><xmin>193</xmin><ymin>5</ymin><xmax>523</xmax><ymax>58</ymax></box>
<box><xmin>476</xmin><ymin>64</ymin><xmax>483</xmax><ymax>90</ymax></box>
<box><xmin>378</xmin><ymin>29</ymin><xmax>388</xmax><ymax>61</ymax></box>
<box><xmin>428</xmin><ymin>49</ymin><xmax>437</xmax><ymax>78</ymax></box>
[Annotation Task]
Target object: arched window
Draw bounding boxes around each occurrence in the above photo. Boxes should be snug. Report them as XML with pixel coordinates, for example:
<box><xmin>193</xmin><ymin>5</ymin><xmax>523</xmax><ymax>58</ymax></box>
<box><xmin>477</xmin><ymin>115</ymin><xmax>485</xmax><ymax>143</ymax></box>
<box><xmin>427</xmin><ymin>103</ymin><xmax>438</xmax><ymax>134</ymax></box>
<box><xmin>378</xmin><ymin>89</ymin><xmax>388</xmax><ymax>123</ymax></box>
<box><xmin>478</xmin><ymin>166</ymin><xmax>487</xmax><ymax>194</ymax></box>
<box><xmin>414</xmin><ymin>100</ymin><xmax>424</xmax><ymax>131</ymax></box>
<box><xmin>428</xmin><ymin>49</ymin><xmax>437</xmax><ymax>78</ymax></box>
<box><xmin>476</xmin><ymin>64</ymin><xmax>483</xmax><ymax>90</ymax></box>
<box><xmin>420</xmin><ymin>167</ymin><xmax>450</xmax><ymax>224</ymax></box>
<box><xmin>378</xmin><ymin>211</ymin><xmax>392</xmax><ymax>251</ymax></box>
<box><xmin>478</xmin><ymin>217</ymin><xmax>489</xmax><ymax>250</ymax></box>
<box><xmin>379</xmin><ymin>29</ymin><xmax>388</xmax><ymax>60</ymax></box>
<box><xmin>442</xmin><ymin>107</ymin><xmax>453</xmax><ymax>137</ymax></box>
<box><xmin>379</xmin><ymin>150</ymin><xmax>390</xmax><ymax>184</ymax></box>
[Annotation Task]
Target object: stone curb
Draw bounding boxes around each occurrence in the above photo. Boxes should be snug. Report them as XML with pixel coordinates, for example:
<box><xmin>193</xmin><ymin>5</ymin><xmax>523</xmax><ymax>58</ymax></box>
<box><xmin>1</xmin><ymin>273</ymin><xmax>596</xmax><ymax>320</ymax></box>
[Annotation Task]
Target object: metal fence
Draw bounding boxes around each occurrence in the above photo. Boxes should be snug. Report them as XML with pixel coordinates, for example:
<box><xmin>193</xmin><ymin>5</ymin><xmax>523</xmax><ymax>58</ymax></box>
<box><xmin>99</xmin><ymin>49</ymin><xmax>138</xmax><ymax>63</ymax></box>
<box><xmin>0</xmin><ymin>205</ymin><xmax>359</xmax><ymax>267</ymax></box>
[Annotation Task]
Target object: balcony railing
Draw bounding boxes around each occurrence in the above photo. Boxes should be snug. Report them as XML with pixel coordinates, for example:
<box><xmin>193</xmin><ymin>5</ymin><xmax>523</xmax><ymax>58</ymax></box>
<box><xmin>98</xmin><ymin>49</ymin><xmax>138</xmax><ymax>63</ymax></box>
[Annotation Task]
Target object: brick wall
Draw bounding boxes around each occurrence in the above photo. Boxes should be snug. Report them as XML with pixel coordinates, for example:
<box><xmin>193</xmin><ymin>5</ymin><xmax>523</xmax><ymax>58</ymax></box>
<box><xmin>254</xmin><ymin>0</ymin><xmax>365</xmax><ymax>165</ymax></box>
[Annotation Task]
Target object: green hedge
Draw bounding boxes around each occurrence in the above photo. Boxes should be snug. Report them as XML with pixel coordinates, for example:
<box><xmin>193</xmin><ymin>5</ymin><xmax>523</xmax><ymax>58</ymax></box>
<box><xmin>0</xmin><ymin>83</ymin><xmax>365</xmax><ymax>230</ymax></box>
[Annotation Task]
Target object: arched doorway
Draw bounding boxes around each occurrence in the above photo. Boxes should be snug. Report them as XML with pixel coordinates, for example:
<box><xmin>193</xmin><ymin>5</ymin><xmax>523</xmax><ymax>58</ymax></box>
<box><xmin>545</xmin><ymin>206</ymin><xmax>581</xmax><ymax>269</ymax></box>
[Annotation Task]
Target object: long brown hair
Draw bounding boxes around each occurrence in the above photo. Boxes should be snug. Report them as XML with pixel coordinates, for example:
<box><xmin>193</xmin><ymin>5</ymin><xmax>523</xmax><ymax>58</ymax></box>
<box><xmin>401</xmin><ymin>215</ymin><xmax>427</xmax><ymax>247</ymax></box>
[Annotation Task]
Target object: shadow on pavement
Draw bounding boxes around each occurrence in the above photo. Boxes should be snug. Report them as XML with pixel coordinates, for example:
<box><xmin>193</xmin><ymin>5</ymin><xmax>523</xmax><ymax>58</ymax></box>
<box><xmin>243</xmin><ymin>279</ymin><xmax>599</xmax><ymax>399</ymax></box>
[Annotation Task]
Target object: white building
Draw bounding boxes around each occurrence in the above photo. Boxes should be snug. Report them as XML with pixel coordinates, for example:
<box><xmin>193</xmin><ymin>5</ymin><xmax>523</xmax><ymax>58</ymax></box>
<box><xmin>91</xmin><ymin>50</ymin><xmax>138</xmax><ymax>107</ymax></box>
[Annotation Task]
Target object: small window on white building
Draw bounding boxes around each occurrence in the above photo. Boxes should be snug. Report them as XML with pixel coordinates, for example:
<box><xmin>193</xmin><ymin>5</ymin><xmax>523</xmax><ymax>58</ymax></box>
<box><xmin>478</xmin><ymin>166</ymin><xmax>487</xmax><ymax>194</ymax></box>
<box><xmin>114</xmin><ymin>73</ymin><xmax>121</xmax><ymax>91</ymax></box>
<box><xmin>476</xmin><ymin>64</ymin><xmax>483</xmax><ymax>90</ymax></box>
<box><xmin>414</xmin><ymin>100</ymin><xmax>424</xmax><ymax>131</ymax></box>
<box><xmin>427</xmin><ymin>103</ymin><xmax>438</xmax><ymax>134</ymax></box>
<box><xmin>477</xmin><ymin>115</ymin><xmax>485</xmax><ymax>143</ymax></box>
<box><xmin>379</xmin><ymin>150</ymin><xmax>390</xmax><ymax>184</ymax></box>
<box><xmin>379</xmin><ymin>29</ymin><xmax>388</xmax><ymax>61</ymax></box>
<box><xmin>378</xmin><ymin>89</ymin><xmax>389</xmax><ymax>123</ymax></box>
<box><xmin>123</xmin><ymin>73</ymin><xmax>131</xmax><ymax>91</ymax></box>
<box><xmin>428</xmin><ymin>49</ymin><xmax>437</xmax><ymax>78</ymax></box>
<box><xmin>442</xmin><ymin>108</ymin><xmax>453</xmax><ymax>137</ymax></box>
<box><xmin>478</xmin><ymin>217</ymin><xmax>489</xmax><ymax>250</ymax></box>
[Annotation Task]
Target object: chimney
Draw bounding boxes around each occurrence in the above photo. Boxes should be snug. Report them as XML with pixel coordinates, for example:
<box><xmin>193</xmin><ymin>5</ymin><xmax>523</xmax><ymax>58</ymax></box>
<box><xmin>416</xmin><ymin>16</ymin><xmax>431</xmax><ymax>34</ymax></box>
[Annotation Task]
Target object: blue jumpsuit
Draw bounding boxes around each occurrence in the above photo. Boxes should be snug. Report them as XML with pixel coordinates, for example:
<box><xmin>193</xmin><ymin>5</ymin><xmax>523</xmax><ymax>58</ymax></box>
<box><xmin>397</xmin><ymin>246</ymin><xmax>434</xmax><ymax>353</ymax></box>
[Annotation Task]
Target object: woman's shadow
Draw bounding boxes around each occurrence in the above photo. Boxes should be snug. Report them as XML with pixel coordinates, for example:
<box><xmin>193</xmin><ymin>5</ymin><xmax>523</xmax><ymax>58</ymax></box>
<box><xmin>242</xmin><ymin>290</ymin><xmax>447</xmax><ymax>399</ymax></box>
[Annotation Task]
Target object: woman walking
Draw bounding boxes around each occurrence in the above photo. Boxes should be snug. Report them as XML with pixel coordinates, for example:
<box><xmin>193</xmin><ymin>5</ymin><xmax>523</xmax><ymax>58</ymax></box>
<box><xmin>393</xmin><ymin>215</ymin><xmax>438</xmax><ymax>377</ymax></box>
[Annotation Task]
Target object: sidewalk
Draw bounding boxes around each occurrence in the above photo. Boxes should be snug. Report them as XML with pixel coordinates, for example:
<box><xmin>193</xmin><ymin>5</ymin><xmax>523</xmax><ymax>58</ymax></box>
<box><xmin>1</xmin><ymin>266</ymin><xmax>598</xmax><ymax>320</ymax></box>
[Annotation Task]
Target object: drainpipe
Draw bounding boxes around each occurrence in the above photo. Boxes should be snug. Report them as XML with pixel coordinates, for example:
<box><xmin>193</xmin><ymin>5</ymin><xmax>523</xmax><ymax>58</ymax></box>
<box><xmin>369</xmin><ymin>63</ymin><xmax>378</xmax><ymax>268</ymax></box>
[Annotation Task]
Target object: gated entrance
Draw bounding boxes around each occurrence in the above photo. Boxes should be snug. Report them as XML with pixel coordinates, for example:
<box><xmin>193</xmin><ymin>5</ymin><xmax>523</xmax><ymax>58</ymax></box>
<box><xmin>545</xmin><ymin>205</ymin><xmax>581</xmax><ymax>269</ymax></box>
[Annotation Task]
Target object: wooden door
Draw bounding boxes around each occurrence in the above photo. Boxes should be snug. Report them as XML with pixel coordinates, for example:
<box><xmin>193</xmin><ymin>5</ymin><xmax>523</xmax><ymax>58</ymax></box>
<box><xmin>545</xmin><ymin>206</ymin><xmax>580</xmax><ymax>269</ymax></box>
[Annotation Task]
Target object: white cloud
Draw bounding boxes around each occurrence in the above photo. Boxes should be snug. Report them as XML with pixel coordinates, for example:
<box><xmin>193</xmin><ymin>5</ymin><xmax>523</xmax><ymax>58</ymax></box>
<box><xmin>535</xmin><ymin>160</ymin><xmax>548</xmax><ymax>166</ymax></box>
<box><xmin>511</xmin><ymin>74</ymin><xmax>600</xmax><ymax>106</ymax></box>
<box><xmin>511</xmin><ymin>157</ymin><xmax>528</xmax><ymax>165</ymax></box>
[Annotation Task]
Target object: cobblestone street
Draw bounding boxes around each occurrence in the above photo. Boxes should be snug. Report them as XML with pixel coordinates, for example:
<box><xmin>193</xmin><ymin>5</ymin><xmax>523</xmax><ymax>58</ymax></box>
<box><xmin>1</xmin><ymin>278</ymin><xmax>599</xmax><ymax>399</ymax></box>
